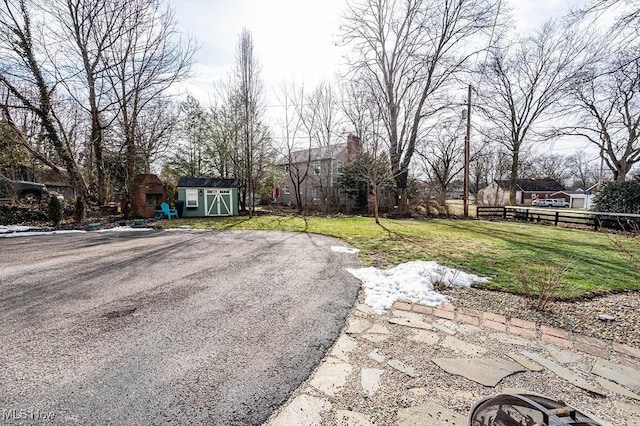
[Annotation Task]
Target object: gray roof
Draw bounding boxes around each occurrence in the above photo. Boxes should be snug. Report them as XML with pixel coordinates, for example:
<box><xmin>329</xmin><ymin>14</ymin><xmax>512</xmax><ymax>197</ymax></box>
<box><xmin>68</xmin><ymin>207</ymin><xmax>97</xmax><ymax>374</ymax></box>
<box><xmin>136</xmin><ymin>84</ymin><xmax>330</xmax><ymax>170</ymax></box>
<box><xmin>178</xmin><ymin>177</ymin><xmax>237</xmax><ymax>188</ymax></box>
<box><xmin>277</xmin><ymin>143</ymin><xmax>348</xmax><ymax>165</ymax></box>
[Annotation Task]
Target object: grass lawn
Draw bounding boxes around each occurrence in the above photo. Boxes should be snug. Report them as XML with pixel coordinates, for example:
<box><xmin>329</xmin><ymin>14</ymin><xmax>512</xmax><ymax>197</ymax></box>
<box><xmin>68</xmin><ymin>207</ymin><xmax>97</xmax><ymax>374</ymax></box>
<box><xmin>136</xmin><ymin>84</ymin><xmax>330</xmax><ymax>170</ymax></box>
<box><xmin>160</xmin><ymin>215</ymin><xmax>640</xmax><ymax>299</ymax></box>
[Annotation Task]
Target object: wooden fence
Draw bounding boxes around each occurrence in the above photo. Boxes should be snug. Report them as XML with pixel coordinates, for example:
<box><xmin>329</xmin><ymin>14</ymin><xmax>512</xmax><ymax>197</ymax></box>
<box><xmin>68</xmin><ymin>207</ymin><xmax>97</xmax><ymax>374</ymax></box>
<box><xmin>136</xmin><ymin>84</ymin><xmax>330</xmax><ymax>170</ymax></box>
<box><xmin>476</xmin><ymin>206</ymin><xmax>640</xmax><ymax>232</ymax></box>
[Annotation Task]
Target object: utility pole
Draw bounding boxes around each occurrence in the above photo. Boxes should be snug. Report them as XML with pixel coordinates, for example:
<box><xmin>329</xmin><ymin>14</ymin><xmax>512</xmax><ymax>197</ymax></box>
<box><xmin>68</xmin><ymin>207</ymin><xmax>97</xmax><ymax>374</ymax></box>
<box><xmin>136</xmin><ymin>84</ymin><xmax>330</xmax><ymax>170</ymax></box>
<box><xmin>463</xmin><ymin>84</ymin><xmax>472</xmax><ymax>218</ymax></box>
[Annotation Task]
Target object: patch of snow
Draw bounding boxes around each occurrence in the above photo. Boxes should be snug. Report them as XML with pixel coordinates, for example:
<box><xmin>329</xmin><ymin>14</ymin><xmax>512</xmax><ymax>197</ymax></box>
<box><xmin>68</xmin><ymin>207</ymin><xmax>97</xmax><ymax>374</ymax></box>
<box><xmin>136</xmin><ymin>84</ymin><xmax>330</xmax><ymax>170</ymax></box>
<box><xmin>347</xmin><ymin>260</ymin><xmax>490</xmax><ymax>313</ymax></box>
<box><xmin>97</xmin><ymin>226</ymin><xmax>154</xmax><ymax>233</ymax></box>
<box><xmin>0</xmin><ymin>225</ymin><xmax>32</xmax><ymax>234</ymax></box>
<box><xmin>331</xmin><ymin>246</ymin><xmax>360</xmax><ymax>254</ymax></box>
<box><xmin>0</xmin><ymin>230</ymin><xmax>86</xmax><ymax>238</ymax></box>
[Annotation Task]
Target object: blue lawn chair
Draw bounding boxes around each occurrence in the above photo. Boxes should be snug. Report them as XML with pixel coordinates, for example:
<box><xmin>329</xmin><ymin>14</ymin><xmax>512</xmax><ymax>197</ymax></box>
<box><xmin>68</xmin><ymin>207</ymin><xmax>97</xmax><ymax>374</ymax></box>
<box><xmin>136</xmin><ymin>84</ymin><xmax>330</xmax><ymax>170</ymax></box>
<box><xmin>161</xmin><ymin>202</ymin><xmax>178</xmax><ymax>219</ymax></box>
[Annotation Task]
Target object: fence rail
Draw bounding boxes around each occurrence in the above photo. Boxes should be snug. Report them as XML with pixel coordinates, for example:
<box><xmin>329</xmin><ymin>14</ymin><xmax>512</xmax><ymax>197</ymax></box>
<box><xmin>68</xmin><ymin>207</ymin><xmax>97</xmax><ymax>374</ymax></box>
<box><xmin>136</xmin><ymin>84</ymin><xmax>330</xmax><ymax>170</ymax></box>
<box><xmin>476</xmin><ymin>206</ymin><xmax>640</xmax><ymax>232</ymax></box>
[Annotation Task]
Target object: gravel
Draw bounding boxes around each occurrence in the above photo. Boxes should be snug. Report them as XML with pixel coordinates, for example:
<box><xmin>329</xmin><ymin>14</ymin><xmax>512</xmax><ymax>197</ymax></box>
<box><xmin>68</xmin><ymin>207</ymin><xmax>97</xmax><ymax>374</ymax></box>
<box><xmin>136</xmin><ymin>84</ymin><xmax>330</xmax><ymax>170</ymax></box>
<box><xmin>440</xmin><ymin>287</ymin><xmax>640</xmax><ymax>348</ymax></box>
<box><xmin>269</xmin><ymin>291</ymin><xmax>640</xmax><ymax>426</ymax></box>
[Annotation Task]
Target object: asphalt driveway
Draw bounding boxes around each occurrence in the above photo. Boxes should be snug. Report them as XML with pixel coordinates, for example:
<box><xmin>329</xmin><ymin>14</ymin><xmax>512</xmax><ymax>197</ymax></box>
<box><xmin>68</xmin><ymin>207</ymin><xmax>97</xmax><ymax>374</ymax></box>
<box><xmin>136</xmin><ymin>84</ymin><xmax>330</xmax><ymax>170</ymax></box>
<box><xmin>0</xmin><ymin>230</ymin><xmax>361</xmax><ymax>425</ymax></box>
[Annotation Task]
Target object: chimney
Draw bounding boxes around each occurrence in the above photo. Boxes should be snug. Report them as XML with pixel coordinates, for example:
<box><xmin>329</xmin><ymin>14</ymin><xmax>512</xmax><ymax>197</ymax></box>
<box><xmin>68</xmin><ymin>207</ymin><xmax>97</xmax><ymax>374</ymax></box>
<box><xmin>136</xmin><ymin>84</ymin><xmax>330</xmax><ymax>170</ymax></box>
<box><xmin>347</xmin><ymin>134</ymin><xmax>361</xmax><ymax>161</ymax></box>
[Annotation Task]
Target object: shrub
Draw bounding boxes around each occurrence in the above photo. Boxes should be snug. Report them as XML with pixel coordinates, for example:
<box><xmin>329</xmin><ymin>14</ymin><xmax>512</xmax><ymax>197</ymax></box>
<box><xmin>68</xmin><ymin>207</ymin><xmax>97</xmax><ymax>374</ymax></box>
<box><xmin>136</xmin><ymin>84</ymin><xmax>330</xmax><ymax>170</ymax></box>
<box><xmin>48</xmin><ymin>196</ymin><xmax>63</xmax><ymax>227</ymax></box>
<box><xmin>593</xmin><ymin>175</ymin><xmax>640</xmax><ymax>214</ymax></box>
<box><xmin>516</xmin><ymin>262</ymin><xmax>573</xmax><ymax>311</ymax></box>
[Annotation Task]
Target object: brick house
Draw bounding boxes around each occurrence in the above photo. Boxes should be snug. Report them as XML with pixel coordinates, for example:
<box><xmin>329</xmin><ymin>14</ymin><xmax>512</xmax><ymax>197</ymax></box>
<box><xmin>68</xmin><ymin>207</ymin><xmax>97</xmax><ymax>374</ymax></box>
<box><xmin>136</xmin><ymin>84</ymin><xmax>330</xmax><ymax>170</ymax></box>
<box><xmin>479</xmin><ymin>178</ymin><xmax>566</xmax><ymax>206</ymax></box>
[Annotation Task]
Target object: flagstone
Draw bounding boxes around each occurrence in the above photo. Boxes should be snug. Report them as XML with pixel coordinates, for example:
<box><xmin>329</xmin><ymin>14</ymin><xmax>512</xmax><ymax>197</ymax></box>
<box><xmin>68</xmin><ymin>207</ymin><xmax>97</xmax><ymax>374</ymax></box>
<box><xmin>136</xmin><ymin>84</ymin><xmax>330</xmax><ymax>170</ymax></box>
<box><xmin>346</xmin><ymin>318</ymin><xmax>372</xmax><ymax>334</ymax></box>
<box><xmin>409</xmin><ymin>330</ymin><xmax>440</xmax><ymax>345</ymax></box>
<box><xmin>310</xmin><ymin>358</ymin><xmax>353</xmax><ymax>396</ymax></box>
<box><xmin>392</xmin><ymin>310</ymin><xmax>427</xmax><ymax>322</ymax></box>
<box><xmin>441</xmin><ymin>335</ymin><xmax>487</xmax><ymax>356</ymax></box>
<box><xmin>330</xmin><ymin>335</ymin><xmax>358</xmax><ymax>362</ymax></box>
<box><xmin>368</xmin><ymin>349</ymin><xmax>385</xmax><ymax>363</ymax></box>
<box><xmin>267</xmin><ymin>394</ymin><xmax>330</xmax><ymax>426</ymax></box>
<box><xmin>592</xmin><ymin>359</ymin><xmax>640</xmax><ymax>392</ymax></box>
<box><xmin>355</xmin><ymin>304</ymin><xmax>377</xmax><ymax>315</ymax></box>
<box><xmin>334</xmin><ymin>410</ymin><xmax>374</xmax><ymax>426</ymax></box>
<box><xmin>613</xmin><ymin>401</ymin><xmax>640</xmax><ymax>421</ymax></box>
<box><xmin>361</xmin><ymin>368</ymin><xmax>384</xmax><ymax>397</ymax></box>
<box><xmin>361</xmin><ymin>333</ymin><xmax>390</xmax><ymax>343</ymax></box>
<box><xmin>388</xmin><ymin>359</ymin><xmax>418</xmax><ymax>378</ymax></box>
<box><xmin>389</xmin><ymin>317</ymin><xmax>430</xmax><ymax>330</ymax></box>
<box><xmin>545</xmin><ymin>344</ymin><xmax>583</xmax><ymax>363</ymax></box>
<box><xmin>367</xmin><ymin>323</ymin><xmax>390</xmax><ymax>334</ymax></box>
<box><xmin>432</xmin><ymin>357</ymin><xmax>525</xmax><ymax>387</ymax></box>
<box><xmin>395</xmin><ymin>401</ymin><xmax>467</xmax><ymax>426</ymax></box>
<box><xmin>596</xmin><ymin>377</ymin><xmax>640</xmax><ymax>400</ymax></box>
<box><xmin>521</xmin><ymin>351</ymin><xmax>606</xmax><ymax>396</ymax></box>
<box><xmin>431</xmin><ymin>322</ymin><xmax>458</xmax><ymax>336</ymax></box>
<box><xmin>506</xmin><ymin>352</ymin><xmax>544</xmax><ymax>372</ymax></box>
<box><xmin>456</xmin><ymin>323</ymin><xmax>483</xmax><ymax>334</ymax></box>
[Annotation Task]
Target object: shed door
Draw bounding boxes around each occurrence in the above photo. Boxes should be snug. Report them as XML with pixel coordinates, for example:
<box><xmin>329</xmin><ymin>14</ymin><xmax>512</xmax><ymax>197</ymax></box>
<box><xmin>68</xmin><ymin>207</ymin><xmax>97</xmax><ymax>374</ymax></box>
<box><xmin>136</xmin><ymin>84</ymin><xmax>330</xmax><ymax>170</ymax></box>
<box><xmin>205</xmin><ymin>189</ymin><xmax>232</xmax><ymax>216</ymax></box>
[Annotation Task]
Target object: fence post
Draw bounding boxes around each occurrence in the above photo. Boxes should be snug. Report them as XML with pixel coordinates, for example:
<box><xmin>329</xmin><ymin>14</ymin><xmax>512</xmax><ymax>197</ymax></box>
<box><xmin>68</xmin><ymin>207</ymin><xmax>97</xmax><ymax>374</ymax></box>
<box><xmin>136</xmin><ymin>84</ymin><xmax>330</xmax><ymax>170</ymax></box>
<box><xmin>502</xmin><ymin>207</ymin><xmax>507</xmax><ymax>220</ymax></box>
<box><xmin>555</xmin><ymin>211</ymin><xmax>559</xmax><ymax>226</ymax></box>
<box><xmin>594</xmin><ymin>215</ymin><xmax>600</xmax><ymax>231</ymax></box>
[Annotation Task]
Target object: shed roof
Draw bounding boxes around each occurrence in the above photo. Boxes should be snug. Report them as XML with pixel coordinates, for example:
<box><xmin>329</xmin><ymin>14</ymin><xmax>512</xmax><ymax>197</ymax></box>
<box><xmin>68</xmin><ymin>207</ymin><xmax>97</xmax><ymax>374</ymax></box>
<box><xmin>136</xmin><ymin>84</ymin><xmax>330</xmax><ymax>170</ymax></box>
<box><xmin>178</xmin><ymin>177</ymin><xmax>237</xmax><ymax>188</ymax></box>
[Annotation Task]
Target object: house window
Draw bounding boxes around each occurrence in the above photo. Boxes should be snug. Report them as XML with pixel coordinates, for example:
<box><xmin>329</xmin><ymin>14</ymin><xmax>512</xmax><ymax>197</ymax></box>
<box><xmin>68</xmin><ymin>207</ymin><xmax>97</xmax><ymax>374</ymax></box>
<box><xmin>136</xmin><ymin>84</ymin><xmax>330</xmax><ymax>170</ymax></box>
<box><xmin>283</xmin><ymin>186</ymin><xmax>290</xmax><ymax>195</ymax></box>
<box><xmin>313</xmin><ymin>161</ymin><xmax>321</xmax><ymax>174</ymax></box>
<box><xmin>185</xmin><ymin>188</ymin><xmax>198</xmax><ymax>208</ymax></box>
<box><xmin>284</xmin><ymin>164</ymin><xmax>290</xmax><ymax>173</ymax></box>
<box><xmin>337</xmin><ymin>160</ymin><xmax>344</xmax><ymax>174</ymax></box>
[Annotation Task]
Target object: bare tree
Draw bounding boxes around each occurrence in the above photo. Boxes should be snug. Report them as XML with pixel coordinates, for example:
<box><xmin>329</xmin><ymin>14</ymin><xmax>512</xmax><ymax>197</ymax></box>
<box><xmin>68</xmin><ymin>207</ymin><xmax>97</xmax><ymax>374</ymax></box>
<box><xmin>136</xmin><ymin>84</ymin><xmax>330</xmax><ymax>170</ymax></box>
<box><xmin>103</xmin><ymin>0</ymin><xmax>193</xmax><ymax>214</ymax></box>
<box><xmin>306</xmin><ymin>81</ymin><xmax>341</xmax><ymax>148</ymax></box>
<box><xmin>341</xmin><ymin>77</ymin><xmax>395</xmax><ymax>222</ymax></box>
<box><xmin>136</xmin><ymin>99</ymin><xmax>180</xmax><ymax>174</ymax></box>
<box><xmin>562</xmin><ymin>52</ymin><xmax>640</xmax><ymax>182</ymax></box>
<box><xmin>578</xmin><ymin>0</ymin><xmax>640</xmax><ymax>27</ymax></box>
<box><xmin>477</xmin><ymin>20</ymin><xmax>597</xmax><ymax>204</ymax></box>
<box><xmin>298</xmin><ymin>81</ymin><xmax>343</xmax><ymax>211</ymax></box>
<box><xmin>234</xmin><ymin>28</ymin><xmax>267</xmax><ymax>216</ymax></box>
<box><xmin>275</xmin><ymin>81</ymin><xmax>312</xmax><ymax>212</ymax></box>
<box><xmin>416</xmin><ymin>117</ymin><xmax>465</xmax><ymax>206</ymax></box>
<box><xmin>566</xmin><ymin>150</ymin><xmax>601</xmax><ymax>189</ymax></box>
<box><xmin>526</xmin><ymin>153</ymin><xmax>571</xmax><ymax>187</ymax></box>
<box><xmin>0</xmin><ymin>0</ymin><xmax>90</xmax><ymax>203</ymax></box>
<box><xmin>341</xmin><ymin>0</ymin><xmax>501</xmax><ymax>212</ymax></box>
<box><xmin>47</xmin><ymin>0</ymin><xmax>132</xmax><ymax>204</ymax></box>
<box><xmin>207</xmin><ymin>98</ymin><xmax>236</xmax><ymax>179</ymax></box>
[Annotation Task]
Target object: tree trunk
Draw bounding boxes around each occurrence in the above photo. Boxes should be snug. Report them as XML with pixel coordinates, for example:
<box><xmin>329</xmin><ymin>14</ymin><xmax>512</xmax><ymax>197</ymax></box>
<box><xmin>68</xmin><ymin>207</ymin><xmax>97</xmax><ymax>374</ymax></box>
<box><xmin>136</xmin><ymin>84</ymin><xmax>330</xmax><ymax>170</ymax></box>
<box><xmin>90</xmin><ymin>119</ymin><xmax>106</xmax><ymax>204</ymax></box>
<box><xmin>395</xmin><ymin>170</ymin><xmax>409</xmax><ymax>213</ymax></box>
<box><xmin>509</xmin><ymin>150</ymin><xmax>520</xmax><ymax>205</ymax></box>
<box><xmin>616</xmin><ymin>160</ymin><xmax>630</xmax><ymax>183</ymax></box>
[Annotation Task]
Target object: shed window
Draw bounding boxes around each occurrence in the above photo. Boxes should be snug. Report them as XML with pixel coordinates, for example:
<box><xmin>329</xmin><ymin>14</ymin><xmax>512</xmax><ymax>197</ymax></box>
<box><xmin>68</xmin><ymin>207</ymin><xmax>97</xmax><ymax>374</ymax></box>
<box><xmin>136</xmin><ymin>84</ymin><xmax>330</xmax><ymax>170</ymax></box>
<box><xmin>185</xmin><ymin>188</ymin><xmax>198</xmax><ymax>208</ymax></box>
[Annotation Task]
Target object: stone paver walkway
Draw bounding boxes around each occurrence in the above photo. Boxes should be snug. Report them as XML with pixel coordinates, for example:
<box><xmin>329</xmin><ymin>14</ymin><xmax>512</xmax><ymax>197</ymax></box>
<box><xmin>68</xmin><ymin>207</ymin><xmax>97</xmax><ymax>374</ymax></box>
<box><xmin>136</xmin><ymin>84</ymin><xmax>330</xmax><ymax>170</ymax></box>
<box><xmin>266</xmin><ymin>300</ymin><xmax>640</xmax><ymax>426</ymax></box>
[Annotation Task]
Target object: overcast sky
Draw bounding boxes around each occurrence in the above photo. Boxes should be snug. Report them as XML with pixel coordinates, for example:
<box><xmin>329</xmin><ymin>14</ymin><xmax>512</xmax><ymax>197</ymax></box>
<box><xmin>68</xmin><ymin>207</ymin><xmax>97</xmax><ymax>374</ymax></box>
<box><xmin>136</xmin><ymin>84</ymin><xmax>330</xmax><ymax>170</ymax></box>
<box><xmin>171</xmin><ymin>0</ymin><xmax>592</xmax><ymax>154</ymax></box>
<box><xmin>172</xmin><ymin>0</ymin><xmax>586</xmax><ymax>101</ymax></box>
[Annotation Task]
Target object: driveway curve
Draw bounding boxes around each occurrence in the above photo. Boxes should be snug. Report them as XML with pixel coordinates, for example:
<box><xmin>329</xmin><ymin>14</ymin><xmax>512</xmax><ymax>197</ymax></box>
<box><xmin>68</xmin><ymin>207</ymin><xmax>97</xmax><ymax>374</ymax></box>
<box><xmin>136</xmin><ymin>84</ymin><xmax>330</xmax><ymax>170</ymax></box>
<box><xmin>0</xmin><ymin>230</ymin><xmax>361</xmax><ymax>425</ymax></box>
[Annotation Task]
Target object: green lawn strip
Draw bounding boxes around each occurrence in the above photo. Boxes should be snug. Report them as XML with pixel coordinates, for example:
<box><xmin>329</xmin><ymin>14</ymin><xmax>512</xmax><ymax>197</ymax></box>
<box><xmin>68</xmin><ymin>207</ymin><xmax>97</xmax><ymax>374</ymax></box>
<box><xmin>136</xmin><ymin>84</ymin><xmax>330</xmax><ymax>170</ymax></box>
<box><xmin>160</xmin><ymin>216</ymin><xmax>640</xmax><ymax>298</ymax></box>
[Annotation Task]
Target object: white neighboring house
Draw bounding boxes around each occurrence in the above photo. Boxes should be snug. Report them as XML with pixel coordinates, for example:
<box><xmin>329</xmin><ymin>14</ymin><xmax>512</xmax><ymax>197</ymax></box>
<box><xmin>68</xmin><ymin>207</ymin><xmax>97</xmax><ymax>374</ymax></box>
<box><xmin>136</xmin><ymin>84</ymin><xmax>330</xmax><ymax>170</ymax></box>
<box><xmin>478</xmin><ymin>182</ymin><xmax>508</xmax><ymax>205</ymax></box>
